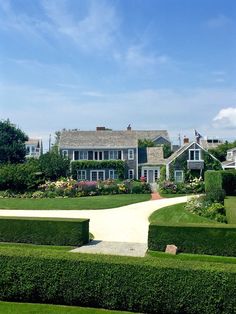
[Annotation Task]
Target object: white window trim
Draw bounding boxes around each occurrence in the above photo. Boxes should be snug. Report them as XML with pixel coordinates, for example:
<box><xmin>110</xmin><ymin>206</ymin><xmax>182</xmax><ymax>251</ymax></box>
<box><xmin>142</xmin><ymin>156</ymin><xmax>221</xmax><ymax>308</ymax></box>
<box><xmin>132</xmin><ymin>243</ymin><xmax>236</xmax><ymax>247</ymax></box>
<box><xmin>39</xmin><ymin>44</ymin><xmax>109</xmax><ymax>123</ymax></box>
<box><xmin>128</xmin><ymin>169</ymin><xmax>134</xmax><ymax>179</ymax></box>
<box><xmin>188</xmin><ymin>149</ymin><xmax>203</xmax><ymax>162</ymax></box>
<box><xmin>174</xmin><ymin>170</ymin><xmax>184</xmax><ymax>183</ymax></box>
<box><xmin>128</xmin><ymin>149</ymin><xmax>134</xmax><ymax>160</ymax></box>
<box><xmin>77</xmin><ymin>170</ymin><xmax>86</xmax><ymax>181</ymax></box>
<box><xmin>90</xmin><ymin>170</ymin><xmax>106</xmax><ymax>181</ymax></box>
<box><xmin>109</xmin><ymin>170</ymin><xmax>118</xmax><ymax>179</ymax></box>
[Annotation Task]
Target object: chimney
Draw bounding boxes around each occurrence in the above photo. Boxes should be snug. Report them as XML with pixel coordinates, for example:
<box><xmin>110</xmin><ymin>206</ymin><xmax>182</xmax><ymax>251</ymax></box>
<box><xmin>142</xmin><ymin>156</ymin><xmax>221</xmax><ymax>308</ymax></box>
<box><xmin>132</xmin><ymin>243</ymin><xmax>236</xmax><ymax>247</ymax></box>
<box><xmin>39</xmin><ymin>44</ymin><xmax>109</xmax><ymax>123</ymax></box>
<box><xmin>96</xmin><ymin>126</ymin><xmax>106</xmax><ymax>131</ymax></box>
<box><xmin>183</xmin><ymin>136</ymin><xmax>189</xmax><ymax>144</ymax></box>
<box><xmin>127</xmin><ymin>124</ymin><xmax>132</xmax><ymax>131</ymax></box>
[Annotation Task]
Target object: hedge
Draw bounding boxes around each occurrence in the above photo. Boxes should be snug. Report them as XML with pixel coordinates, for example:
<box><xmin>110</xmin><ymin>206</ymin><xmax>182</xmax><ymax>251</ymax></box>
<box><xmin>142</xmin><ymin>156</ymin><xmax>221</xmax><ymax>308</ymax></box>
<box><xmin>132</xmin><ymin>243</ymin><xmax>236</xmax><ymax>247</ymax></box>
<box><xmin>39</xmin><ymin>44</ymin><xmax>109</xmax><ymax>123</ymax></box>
<box><xmin>148</xmin><ymin>223</ymin><xmax>236</xmax><ymax>256</ymax></box>
<box><xmin>205</xmin><ymin>170</ymin><xmax>224</xmax><ymax>202</ymax></box>
<box><xmin>221</xmin><ymin>170</ymin><xmax>236</xmax><ymax>196</ymax></box>
<box><xmin>0</xmin><ymin>217</ymin><xmax>89</xmax><ymax>246</ymax></box>
<box><xmin>0</xmin><ymin>245</ymin><xmax>236</xmax><ymax>313</ymax></box>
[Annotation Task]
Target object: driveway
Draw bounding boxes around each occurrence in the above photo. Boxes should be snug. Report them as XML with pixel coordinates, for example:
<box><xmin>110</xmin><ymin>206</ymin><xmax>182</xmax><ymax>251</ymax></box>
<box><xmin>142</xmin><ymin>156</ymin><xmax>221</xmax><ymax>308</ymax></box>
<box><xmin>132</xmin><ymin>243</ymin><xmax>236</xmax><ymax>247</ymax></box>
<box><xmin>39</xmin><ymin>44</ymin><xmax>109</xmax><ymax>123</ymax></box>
<box><xmin>0</xmin><ymin>196</ymin><xmax>188</xmax><ymax>243</ymax></box>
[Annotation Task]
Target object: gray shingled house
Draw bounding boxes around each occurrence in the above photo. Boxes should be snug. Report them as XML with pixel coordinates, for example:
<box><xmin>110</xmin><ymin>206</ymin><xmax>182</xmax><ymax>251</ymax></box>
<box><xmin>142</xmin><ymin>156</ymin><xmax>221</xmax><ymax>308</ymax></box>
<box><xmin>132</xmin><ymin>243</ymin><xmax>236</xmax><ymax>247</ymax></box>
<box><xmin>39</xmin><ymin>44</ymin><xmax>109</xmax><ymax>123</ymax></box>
<box><xmin>59</xmin><ymin>126</ymin><xmax>170</xmax><ymax>182</ymax></box>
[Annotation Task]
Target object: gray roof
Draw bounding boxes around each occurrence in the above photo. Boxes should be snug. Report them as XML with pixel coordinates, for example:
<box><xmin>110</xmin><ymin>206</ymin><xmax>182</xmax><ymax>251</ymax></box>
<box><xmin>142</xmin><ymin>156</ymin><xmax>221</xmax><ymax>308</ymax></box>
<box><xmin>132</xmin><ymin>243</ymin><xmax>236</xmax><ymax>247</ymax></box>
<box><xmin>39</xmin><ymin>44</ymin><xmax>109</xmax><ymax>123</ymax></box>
<box><xmin>139</xmin><ymin>147</ymin><xmax>165</xmax><ymax>165</ymax></box>
<box><xmin>166</xmin><ymin>143</ymin><xmax>190</xmax><ymax>164</ymax></box>
<box><xmin>227</xmin><ymin>147</ymin><xmax>236</xmax><ymax>153</ymax></box>
<box><xmin>59</xmin><ymin>130</ymin><xmax>138</xmax><ymax>149</ymax></box>
<box><xmin>25</xmin><ymin>139</ymin><xmax>41</xmax><ymax>146</ymax></box>
<box><xmin>59</xmin><ymin>129</ymin><xmax>170</xmax><ymax>149</ymax></box>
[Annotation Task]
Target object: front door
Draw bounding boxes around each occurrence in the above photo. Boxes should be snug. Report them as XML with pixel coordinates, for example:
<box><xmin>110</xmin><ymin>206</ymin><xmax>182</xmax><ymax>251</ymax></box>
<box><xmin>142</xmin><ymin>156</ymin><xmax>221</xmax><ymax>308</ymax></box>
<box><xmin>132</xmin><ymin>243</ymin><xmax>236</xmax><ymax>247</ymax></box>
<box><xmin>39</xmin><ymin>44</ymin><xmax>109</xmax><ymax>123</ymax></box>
<box><xmin>148</xmin><ymin>170</ymin><xmax>154</xmax><ymax>183</ymax></box>
<box><xmin>142</xmin><ymin>167</ymin><xmax>160</xmax><ymax>183</ymax></box>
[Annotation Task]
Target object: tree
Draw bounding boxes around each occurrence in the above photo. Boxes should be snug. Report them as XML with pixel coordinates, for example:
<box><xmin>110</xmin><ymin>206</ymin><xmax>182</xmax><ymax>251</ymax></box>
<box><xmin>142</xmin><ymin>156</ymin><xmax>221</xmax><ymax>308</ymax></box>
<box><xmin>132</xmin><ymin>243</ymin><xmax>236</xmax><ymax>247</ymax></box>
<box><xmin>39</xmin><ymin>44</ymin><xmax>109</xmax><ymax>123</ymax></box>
<box><xmin>209</xmin><ymin>140</ymin><xmax>236</xmax><ymax>162</ymax></box>
<box><xmin>138</xmin><ymin>139</ymin><xmax>155</xmax><ymax>148</ymax></box>
<box><xmin>0</xmin><ymin>119</ymin><xmax>28</xmax><ymax>164</ymax></box>
<box><xmin>39</xmin><ymin>151</ymin><xmax>70</xmax><ymax>180</ymax></box>
<box><xmin>138</xmin><ymin>139</ymin><xmax>172</xmax><ymax>158</ymax></box>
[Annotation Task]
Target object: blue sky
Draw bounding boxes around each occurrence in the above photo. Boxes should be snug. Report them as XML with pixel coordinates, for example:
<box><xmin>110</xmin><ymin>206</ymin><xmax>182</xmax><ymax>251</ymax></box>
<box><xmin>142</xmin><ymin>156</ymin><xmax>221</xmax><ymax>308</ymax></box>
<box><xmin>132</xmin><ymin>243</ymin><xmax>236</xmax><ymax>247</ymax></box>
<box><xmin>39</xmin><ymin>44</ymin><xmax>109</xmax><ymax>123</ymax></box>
<box><xmin>0</xmin><ymin>0</ymin><xmax>236</xmax><ymax>146</ymax></box>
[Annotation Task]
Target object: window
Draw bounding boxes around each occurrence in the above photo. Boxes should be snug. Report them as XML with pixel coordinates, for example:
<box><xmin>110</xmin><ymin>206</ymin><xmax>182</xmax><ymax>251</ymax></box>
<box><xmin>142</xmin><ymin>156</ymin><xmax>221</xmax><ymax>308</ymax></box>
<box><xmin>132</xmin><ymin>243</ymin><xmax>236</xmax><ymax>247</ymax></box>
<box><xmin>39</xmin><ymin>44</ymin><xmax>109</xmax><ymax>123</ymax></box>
<box><xmin>26</xmin><ymin>146</ymin><xmax>30</xmax><ymax>155</ymax></box>
<box><xmin>175</xmin><ymin>170</ymin><xmax>184</xmax><ymax>183</ymax></box>
<box><xmin>128</xmin><ymin>169</ymin><xmax>134</xmax><ymax>179</ymax></box>
<box><xmin>90</xmin><ymin>170</ymin><xmax>105</xmax><ymax>181</ymax></box>
<box><xmin>154</xmin><ymin>170</ymin><xmax>159</xmax><ymax>181</ymax></box>
<box><xmin>128</xmin><ymin>149</ymin><xmax>134</xmax><ymax>160</ymax></box>
<box><xmin>109</xmin><ymin>150</ymin><xmax>118</xmax><ymax>160</ymax></box>
<box><xmin>74</xmin><ymin>151</ymin><xmax>88</xmax><ymax>160</ymax></box>
<box><xmin>189</xmin><ymin>149</ymin><xmax>201</xmax><ymax>161</ymax></box>
<box><xmin>109</xmin><ymin>170</ymin><xmax>118</xmax><ymax>179</ymax></box>
<box><xmin>94</xmin><ymin>151</ymin><xmax>103</xmax><ymax>160</ymax></box>
<box><xmin>62</xmin><ymin>150</ymin><xmax>68</xmax><ymax>158</ymax></box>
<box><xmin>143</xmin><ymin>169</ymin><xmax>147</xmax><ymax>179</ymax></box>
<box><xmin>77</xmin><ymin>170</ymin><xmax>86</xmax><ymax>181</ymax></box>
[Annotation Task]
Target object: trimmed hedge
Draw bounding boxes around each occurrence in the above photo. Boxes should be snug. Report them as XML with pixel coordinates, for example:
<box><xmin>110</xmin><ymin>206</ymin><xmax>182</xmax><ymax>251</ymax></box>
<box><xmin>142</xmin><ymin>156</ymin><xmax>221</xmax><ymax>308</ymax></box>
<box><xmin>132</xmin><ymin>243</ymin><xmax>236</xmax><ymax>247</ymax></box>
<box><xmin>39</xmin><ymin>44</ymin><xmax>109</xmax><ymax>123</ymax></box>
<box><xmin>0</xmin><ymin>246</ymin><xmax>236</xmax><ymax>313</ymax></box>
<box><xmin>0</xmin><ymin>217</ymin><xmax>89</xmax><ymax>246</ymax></box>
<box><xmin>148</xmin><ymin>223</ymin><xmax>236</xmax><ymax>256</ymax></box>
<box><xmin>205</xmin><ymin>170</ymin><xmax>224</xmax><ymax>202</ymax></box>
<box><xmin>221</xmin><ymin>170</ymin><xmax>236</xmax><ymax>196</ymax></box>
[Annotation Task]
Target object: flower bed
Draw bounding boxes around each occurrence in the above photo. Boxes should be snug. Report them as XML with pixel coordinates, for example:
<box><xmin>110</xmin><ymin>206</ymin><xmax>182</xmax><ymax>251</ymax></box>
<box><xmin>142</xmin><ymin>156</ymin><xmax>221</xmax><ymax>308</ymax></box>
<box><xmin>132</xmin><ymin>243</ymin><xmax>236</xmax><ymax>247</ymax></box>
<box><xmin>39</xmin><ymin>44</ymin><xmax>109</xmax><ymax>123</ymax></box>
<box><xmin>159</xmin><ymin>177</ymin><xmax>204</xmax><ymax>195</ymax></box>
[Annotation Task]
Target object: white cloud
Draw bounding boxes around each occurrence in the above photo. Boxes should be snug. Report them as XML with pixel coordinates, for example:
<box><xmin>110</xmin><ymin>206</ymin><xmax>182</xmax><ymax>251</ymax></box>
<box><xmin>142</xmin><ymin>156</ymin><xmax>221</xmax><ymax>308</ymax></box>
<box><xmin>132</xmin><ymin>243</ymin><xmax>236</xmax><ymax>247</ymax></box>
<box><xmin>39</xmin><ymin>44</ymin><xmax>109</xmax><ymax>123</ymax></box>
<box><xmin>213</xmin><ymin>107</ymin><xmax>236</xmax><ymax>128</ymax></box>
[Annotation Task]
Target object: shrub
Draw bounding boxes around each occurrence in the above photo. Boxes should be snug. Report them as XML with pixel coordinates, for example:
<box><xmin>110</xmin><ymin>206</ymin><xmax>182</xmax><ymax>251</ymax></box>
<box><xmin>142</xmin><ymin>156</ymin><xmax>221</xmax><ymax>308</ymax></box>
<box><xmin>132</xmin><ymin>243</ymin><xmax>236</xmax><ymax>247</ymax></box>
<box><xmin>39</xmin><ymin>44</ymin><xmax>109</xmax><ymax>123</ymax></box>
<box><xmin>0</xmin><ymin>217</ymin><xmax>89</xmax><ymax>246</ymax></box>
<box><xmin>221</xmin><ymin>170</ymin><xmax>236</xmax><ymax>196</ymax></box>
<box><xmin>205</xmin><ymin>170</ymin><xmax>225</xmax><ymax>203</ymax></box>
<box><xmin>0</xmin><ymin>246</ymin><xmax>236</xmax><ymax>313</ymax></box>
<box><xmin>148</xmin><ymin>223</ymin><xmax>236</xmax><ymax>256</ymax></box>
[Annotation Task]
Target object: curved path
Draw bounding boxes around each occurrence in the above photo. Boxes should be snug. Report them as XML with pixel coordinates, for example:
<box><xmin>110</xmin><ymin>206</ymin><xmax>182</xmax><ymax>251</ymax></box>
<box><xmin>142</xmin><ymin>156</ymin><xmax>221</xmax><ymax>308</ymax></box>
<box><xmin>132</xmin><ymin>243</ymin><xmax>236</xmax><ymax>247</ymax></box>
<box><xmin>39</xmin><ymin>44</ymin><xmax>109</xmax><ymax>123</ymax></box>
<box><xmin>0</xmin><ymin>196</ymin><xmax>188</xmax><ymax>243</ymax></box>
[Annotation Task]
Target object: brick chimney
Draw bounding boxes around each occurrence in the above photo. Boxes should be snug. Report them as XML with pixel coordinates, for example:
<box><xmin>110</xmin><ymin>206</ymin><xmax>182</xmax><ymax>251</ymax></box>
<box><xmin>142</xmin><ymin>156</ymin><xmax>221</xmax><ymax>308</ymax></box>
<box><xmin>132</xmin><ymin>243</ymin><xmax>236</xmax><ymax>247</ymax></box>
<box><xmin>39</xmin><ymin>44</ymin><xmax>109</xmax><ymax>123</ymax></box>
<box><xmin>183</xmin><ymin>136</ymin><xmax>189</xmax><ymax>144</ymax></box>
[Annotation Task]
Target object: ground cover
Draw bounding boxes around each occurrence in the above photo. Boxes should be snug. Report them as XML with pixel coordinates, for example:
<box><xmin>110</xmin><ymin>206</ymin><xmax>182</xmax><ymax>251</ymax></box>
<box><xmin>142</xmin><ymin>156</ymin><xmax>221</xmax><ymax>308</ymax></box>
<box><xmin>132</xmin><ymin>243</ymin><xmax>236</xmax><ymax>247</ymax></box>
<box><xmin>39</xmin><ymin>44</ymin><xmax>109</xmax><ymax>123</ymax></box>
<box><xmin>149</xmin><ymin>203</ymin><xmax>217</xmax><ymax>224</ymax></box>
<box><xmin>0</xmin><ymin>301</ymin><xmax>134</xmax><ymax>314</ymax></box>
<box><xmin>225</xmin><ymin>196</ymin><xmax>236</xmax><ymax>224</ymax></box>
<box><xmin>0</xmin><ymin>194</ymin><xmax>150</xmax><ymax>210</ymax></box>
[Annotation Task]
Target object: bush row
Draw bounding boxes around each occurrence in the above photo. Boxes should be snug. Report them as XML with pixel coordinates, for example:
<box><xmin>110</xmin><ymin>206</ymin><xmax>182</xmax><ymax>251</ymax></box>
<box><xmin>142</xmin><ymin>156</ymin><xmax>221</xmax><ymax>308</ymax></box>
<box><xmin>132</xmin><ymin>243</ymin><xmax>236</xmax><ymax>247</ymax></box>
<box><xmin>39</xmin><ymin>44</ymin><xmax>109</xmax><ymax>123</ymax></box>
<box><xmin>0</xmin><ymin>247</ymin><xmax>235</xmax><ymax>313</ymax></box>
<box><xmin>0</xmin><ymin>217</ymin><xmax>89</xmax><ymax>246</ymax></box>
<box><xmin>205</xmin><ymin>171</ymin><xmax>225</xmax><ymax>203</ymax></box>
<box><xmin>148</xmin><ymin>223</ymin><xmax>236</xmax><ymax>256</ymax></box>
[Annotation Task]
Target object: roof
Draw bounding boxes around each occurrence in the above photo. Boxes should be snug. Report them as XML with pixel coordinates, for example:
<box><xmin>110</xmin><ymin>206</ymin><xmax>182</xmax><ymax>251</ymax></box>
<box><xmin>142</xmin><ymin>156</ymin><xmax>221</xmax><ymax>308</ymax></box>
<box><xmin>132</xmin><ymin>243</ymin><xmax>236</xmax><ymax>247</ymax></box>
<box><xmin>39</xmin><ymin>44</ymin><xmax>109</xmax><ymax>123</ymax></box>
<box><xmin>59</xmin><ymin>130</ymin><xmax>138</xmax><ymax>149</ymax></box>
<box><xmin>200</xmin><ymin>139</ymin><xmax>223</xmax><ymax>150</ymax></box>
<box><xmin>227</xmin><ymin>147</ymin><xmax>236</xmax><ymax>153</ymax></box>
<box><xmin>139</xmin><ymin>147</ymin><xmax>165</xmax><ymax>165</ymax></box>
<box><xmin>25</xmin><ymin>139</ymin><xmax>41</xmax><ymax>146</ymax></box>
<box><xmin>59</xmin><ymin>129</ymin><xmax>170</xmax><ymax>149</ymax></box>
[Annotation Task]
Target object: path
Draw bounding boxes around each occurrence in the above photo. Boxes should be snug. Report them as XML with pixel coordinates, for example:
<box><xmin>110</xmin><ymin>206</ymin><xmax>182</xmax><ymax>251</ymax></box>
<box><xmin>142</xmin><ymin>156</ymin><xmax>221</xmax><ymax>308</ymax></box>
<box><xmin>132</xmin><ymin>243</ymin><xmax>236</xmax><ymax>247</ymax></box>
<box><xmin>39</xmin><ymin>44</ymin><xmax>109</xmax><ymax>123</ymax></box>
<box><xmin>0</xmin><ymin>196</ymin><xmax>188</xmax><ymax>243</ymax></box>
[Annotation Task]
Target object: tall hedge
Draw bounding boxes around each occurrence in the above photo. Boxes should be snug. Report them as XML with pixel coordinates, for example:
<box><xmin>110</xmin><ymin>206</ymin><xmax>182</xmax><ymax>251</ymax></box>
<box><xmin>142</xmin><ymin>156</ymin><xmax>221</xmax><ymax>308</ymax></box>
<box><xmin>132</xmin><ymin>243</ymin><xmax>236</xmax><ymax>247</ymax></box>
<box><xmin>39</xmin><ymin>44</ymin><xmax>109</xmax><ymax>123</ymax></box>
<box><xmin>148</xmin><ymin>223</ymin><xmax>236</xmax><ymax>256</ymax></box>
<box><xmin>0</xmin><ymin>217</ymin><xmax>89</xmax><ymax>246</ymax></box>
<box><xmin>205</xmin><ymin>170</ymin><xmax>224</xmax><ymax>202</ymax></box>
<box><xmin>221</xmin><ymin>170</ymin><xmax>236</xmax><ymax>196</ymax></box>
<box><xmin>0</xmin><ymin>246</ymin><xmax>236</xmax><ymax>313</ymax></box>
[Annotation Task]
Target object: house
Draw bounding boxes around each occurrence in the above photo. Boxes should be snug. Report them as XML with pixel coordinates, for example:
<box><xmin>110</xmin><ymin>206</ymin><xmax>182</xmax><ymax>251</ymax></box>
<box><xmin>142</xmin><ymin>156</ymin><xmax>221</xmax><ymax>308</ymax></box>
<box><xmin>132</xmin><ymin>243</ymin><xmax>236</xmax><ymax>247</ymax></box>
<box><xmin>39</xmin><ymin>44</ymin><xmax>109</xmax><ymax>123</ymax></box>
<box><xmin>59</xmin><ymin>126</ymin><xmax>170</xmax><ymax>182</ymax></box>
<box><xmin>166</xmin><ymin>139</ymin><xmax>222</xmax><ymax>182</ymax></box>
<box><xmin>222</xmin><ymin>147</ymin><xmax>236</xmax><ymax>170</ymax></box>
<box><xmin>25</xmin><ymin>139</ymin><xmax>43</xmax><ymax>158</ymax></box>
<box><xmin>200</xmin><ymin>137</ymin><xmax>223</xmax><ymax>150</ymax></box>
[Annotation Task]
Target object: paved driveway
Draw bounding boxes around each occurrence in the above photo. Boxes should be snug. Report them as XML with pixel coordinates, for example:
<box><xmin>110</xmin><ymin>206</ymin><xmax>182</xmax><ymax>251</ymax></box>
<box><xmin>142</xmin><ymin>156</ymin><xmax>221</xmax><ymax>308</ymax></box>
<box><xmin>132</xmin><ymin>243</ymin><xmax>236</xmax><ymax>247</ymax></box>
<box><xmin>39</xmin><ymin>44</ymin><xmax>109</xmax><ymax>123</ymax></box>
<box><xmin>0</xmin><ymin>196</ymin><xmax>188</xmax><ymax>243</ymax></box>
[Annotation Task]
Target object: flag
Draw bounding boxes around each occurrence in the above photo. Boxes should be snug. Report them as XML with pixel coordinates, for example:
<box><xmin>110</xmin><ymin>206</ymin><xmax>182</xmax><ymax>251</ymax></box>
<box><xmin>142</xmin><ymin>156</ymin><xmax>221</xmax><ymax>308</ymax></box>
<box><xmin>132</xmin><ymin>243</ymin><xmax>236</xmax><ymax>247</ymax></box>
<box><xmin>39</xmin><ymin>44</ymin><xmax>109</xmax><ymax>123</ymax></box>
<box><xmin>194</xmin><ymin>130</ymin><xmax>202</xmax><ymax>140</ymax></box>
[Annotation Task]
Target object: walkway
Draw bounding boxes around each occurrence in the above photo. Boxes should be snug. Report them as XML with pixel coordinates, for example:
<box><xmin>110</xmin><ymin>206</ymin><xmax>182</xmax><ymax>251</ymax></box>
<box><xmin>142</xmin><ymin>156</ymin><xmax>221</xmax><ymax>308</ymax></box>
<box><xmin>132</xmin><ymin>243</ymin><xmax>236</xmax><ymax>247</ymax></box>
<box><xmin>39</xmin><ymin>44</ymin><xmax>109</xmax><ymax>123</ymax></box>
<box><xmin>0</xmin><ymin>196</ymin><xmax>188</xmax><ymax>243</ymax></box>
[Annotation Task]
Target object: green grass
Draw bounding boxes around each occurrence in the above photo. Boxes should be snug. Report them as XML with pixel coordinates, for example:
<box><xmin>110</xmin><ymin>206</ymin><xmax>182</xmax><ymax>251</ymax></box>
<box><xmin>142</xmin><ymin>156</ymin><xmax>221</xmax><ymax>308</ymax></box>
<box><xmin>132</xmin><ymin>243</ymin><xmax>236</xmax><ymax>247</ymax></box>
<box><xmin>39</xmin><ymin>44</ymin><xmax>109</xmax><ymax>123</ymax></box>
<box><xmin>0</xmin><ymin>194</ymin><xmax>150</xmax><ymax>210</ymax></box>
<box><xmin>225</xmin><ymin>196</ymin><xmax>236</xmax><ymax>224</ymax></box>
<box><xmin>149</xmin><ymin>202</ymin><xmax>217</xmax><ymax>224</ymax></box>
<box><xmin>0</xmin><ymin>301</ymin><xmax>134</xmax><ymax>314</ymax></box>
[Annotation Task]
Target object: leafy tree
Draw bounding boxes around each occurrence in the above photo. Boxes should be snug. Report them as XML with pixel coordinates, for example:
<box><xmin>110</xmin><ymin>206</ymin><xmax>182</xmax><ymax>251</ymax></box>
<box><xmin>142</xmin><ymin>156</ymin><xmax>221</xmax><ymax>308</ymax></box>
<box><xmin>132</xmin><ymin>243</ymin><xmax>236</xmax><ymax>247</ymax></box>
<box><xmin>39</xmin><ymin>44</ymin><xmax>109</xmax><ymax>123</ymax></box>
<box><xmin>39</xmin><ymin>151</ymin><xmax>70</xmax><ymax>180</ymax></box>
<box><xmin>162</xmin><ymin>144</ymin><xmax>172</xmax><ymax>158</ymax></box>
<box><xmin>0</xmin><ymin>119</ymin><xmax>28</xmax><ymax>163</ymax></box>
<box><xmin>138</xmin><ymin>139</ymin><xmax>155</xmax><ymax>148</ymax></box>
<box><xmin>209</xmin><ymin>140</ymin><xmax>236</xmax><ymax>162</ymax></box>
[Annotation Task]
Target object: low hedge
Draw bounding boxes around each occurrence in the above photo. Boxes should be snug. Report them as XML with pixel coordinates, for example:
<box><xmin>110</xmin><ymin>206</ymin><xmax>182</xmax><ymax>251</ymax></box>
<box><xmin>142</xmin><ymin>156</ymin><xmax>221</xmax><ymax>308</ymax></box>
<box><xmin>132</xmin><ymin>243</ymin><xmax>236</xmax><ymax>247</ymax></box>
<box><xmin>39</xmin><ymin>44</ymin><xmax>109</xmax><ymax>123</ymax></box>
<box><xmin>148</xmin><ymin>223</ymin><xmax>236</xmax><ymax>256</ymax></box>
<box><xmin>0</xmin><ymin>217</ymin><xmax>89</xmax><ymax>246</ymax></box>
<box><xmin>0</xmin><ymin>245</ymin><xmax>236</xmax><ymax>313</ymax></box>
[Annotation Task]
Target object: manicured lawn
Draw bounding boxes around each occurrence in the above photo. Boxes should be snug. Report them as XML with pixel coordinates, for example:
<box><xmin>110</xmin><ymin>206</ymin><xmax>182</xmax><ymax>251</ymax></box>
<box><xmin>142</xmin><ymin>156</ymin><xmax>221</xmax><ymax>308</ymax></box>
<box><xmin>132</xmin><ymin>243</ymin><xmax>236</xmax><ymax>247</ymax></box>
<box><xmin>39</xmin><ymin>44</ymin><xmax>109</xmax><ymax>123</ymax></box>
<box><xmin>225</xmin><ymin>196</ymin><xmax>236</xmax><ymax>224</ymax></box>
<box><xmin>0</xmin><ymin>301</ymin><xmax>134</xmax><ymax>314</ymax></box>
<box><xmin>0</xmin><ymin>194</ymin><xmax>150</xmax><ymax>210</ymax></box>
<box><xmin>149</xmin><ymin>203</ymin><xmax>217</xmax><ymax>224</ymax></box>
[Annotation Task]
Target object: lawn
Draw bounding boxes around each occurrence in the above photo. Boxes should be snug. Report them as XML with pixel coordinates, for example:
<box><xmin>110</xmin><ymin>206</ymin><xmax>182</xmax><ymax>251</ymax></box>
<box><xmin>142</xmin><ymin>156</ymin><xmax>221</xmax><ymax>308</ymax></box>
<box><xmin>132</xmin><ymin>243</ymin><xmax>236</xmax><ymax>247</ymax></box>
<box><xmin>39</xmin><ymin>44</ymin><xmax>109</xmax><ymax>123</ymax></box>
<box><xmin>149</xmin><ymin>202</ymin><xmax>217</xmax><ymax>224</ymax></box>
<box><xmin>0</xmin><ymin>301</ymin><xmax>134</xmax><ymax>314</ymax></box>
<box><xmin>0</xmin><ymin>194</ymin><xmax>150</xmax><ymax>210</ymax></box>
<box><xmin>225</xmin><ymin>196</ymin><xmax>236</xmax><ymax>224</ymax></box>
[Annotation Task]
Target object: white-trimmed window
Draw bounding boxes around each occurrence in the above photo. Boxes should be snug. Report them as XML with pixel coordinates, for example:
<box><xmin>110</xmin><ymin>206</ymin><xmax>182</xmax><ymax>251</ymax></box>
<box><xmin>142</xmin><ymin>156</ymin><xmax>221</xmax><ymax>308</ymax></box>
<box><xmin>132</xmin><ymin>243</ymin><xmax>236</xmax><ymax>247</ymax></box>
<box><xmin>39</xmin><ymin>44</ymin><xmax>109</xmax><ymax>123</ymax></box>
<box><xmin>128</xmin><ymin>169</ymin><xmax>134</xmax><ymax>179</ymax></box>
<box><xmin>109</xmin><ymin>150</ymin><xmax>118</xmax><ymax>160</ymax></box>
<box><xmin>74</xmin><ymin>151</ymin><xmax>88</xmax><ymax>160</ymax></box>
<box><xmin>109</xmin><ymin>170</ymin><xmax>118</xmax><ymax>179</ymax></box>
<box><xmin>77</xmin><ymin>170</ymin><xmax>86</xmax><ymax>181</ymax></box>
<box><xmin>174</xmin><ymin>170</ymin><xmax>184</xmax><ymax>183</ymax></box>
<box><xmin>154</xmin><ymin>170</ymin><xmax>159</xmax><ymax>181</ymax></box>
<box><xmin>128</xmin><ymin>149</ymin><xmax>134</xmax><ymax>160</ymax></box>
<box><xmin>189</xmin><ymin>149</ymin><xmax>201</xmax><ymax>161</ymax></box>
<box><xmin>90</xmin><ymin>170</ymin><xmax>105</xmax><ymax>181</ymax></box>
<box><xmin>62</xmin><ymin>150</ymin><xmax>68</xmax><ymax>158</ymax></box>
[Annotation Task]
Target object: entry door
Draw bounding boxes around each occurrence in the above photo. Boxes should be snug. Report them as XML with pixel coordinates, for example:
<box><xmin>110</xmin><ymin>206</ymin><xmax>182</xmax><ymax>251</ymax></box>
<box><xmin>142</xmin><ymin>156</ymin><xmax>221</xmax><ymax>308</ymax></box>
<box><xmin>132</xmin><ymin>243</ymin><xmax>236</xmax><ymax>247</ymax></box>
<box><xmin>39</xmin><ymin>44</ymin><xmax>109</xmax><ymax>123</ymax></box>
<box><xmin>148</xmin><ymin>170</ymin><xmax>154</xmax><ymax>183</ymax></box>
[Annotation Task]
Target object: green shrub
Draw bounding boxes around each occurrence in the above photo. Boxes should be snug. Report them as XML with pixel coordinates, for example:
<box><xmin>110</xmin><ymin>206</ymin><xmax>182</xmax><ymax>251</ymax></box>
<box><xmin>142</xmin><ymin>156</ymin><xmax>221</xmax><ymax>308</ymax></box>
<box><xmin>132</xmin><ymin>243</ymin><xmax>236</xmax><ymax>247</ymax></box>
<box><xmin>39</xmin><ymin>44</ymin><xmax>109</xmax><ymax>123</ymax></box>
<box><xmin>205</xmin><ymin>170</ymin><xmax>225</xmax><ymax>203</ymax></box>
<box><xmin>148</xmin><ymin>223</ymin><xmax>236</xmax><ymax>256</ymax></box>
<box><xmin>221</xmin><ymin>170</ymin><xmax>236</xmax><ymax>196</ymax></box>
<box><xmin>0</xmin><ymin>246</ymin><xmax>236</xmax><ymax>313</ymax></box>
<box><xmin>0</xmin><ymin>217</ymin><xmax>89</xmax><ymax>246</ymax></box>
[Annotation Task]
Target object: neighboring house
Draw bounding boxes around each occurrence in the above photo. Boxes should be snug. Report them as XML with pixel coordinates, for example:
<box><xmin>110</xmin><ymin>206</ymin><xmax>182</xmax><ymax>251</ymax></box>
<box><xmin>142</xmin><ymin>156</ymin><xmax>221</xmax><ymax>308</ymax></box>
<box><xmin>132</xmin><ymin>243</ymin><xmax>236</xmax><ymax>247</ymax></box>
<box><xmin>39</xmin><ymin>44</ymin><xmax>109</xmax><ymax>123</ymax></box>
<box><xmin>25</xmin><ymin>139</ymin><xmax>43</xmax><ymax>158</ymax></box>
<box><xmin>59</xmin><ymin>126</ymin><xmax>170</xmax><ymax>182</ymax></box>
<box><xmin>222</xmin><ymin>147</ymin><xmax>236</xmax><ymax>170</ymax></box>
<box><xmin>166</xmin><ymin>140</ymin><xmax>222</xmax><ymax>182</ymax></box>
<box><xmin>200</xmin><ymin>137</ymin><xmax>223</xmax><ymax>150</ymax></box>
